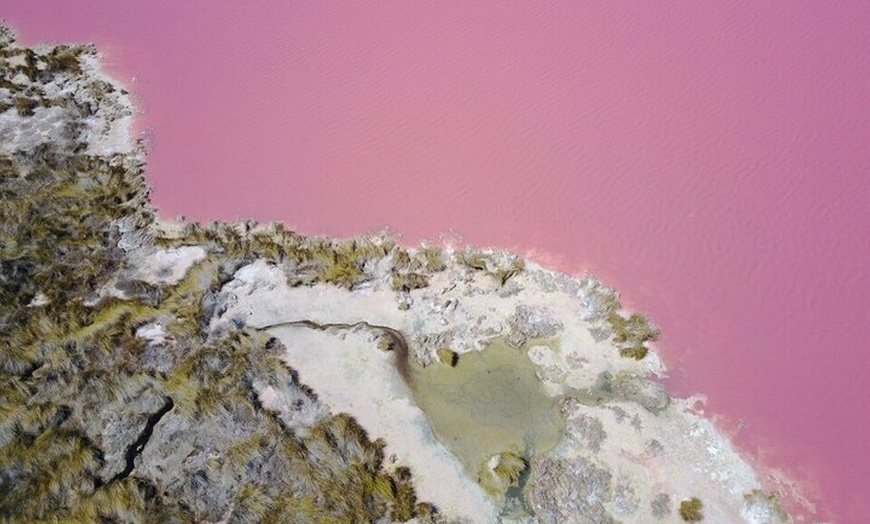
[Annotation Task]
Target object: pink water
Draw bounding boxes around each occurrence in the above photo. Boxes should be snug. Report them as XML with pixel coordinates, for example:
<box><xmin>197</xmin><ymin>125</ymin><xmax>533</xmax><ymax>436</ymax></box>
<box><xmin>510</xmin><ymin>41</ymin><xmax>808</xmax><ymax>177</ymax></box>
<box><xmin>4</xmin><ymin>3</ymin><xmax>869</xmax><ymax>522</ymax></box>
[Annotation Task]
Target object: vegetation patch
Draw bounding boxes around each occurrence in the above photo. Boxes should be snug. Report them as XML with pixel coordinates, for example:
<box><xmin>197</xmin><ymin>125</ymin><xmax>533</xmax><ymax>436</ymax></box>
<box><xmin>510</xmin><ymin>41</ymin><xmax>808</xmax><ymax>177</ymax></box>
<box><xmin>0</xmin><ymin>28</ymin><xmax>437</xmax><ymax>520</ymax></box>
<box><xmin>618</xmin><ymin>345</ymin><xmax>649</xmax><ymax>360</ymax></box>
<box><xmin>392</xmin><ymin>270</ymin><xmax>429</xmax><ymax>292</ymax></box>
<box><xmin>478</xmin><ymin>452</ymin><xmax>528</xmax><ymax>497</ymax></box>
<box><xmin>436</xmin><ymin>347</ymin><xmax>459</xmax><ymax>367</ymax></box>
<box><xmin>679</xmin><ymin>496</ymin><xmax>704</xmax><ymax>521</ymax></box>
<box><xmin>457</xmin><ymin>249</ymin><xmax>525</xmax><ymax>286</ymax></box>
<box><xmin>608</xmin><ymin>312</ymin><xmax>659</xmax><ymax>360</ymax></box>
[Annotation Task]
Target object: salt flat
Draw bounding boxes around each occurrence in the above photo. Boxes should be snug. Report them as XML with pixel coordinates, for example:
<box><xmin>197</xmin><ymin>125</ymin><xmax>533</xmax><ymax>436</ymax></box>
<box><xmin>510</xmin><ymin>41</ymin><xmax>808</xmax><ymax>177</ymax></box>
<box><xmin>208</xmin><ymin>252</ymin><xmax>788</xmax><ymax>523</ymax></box>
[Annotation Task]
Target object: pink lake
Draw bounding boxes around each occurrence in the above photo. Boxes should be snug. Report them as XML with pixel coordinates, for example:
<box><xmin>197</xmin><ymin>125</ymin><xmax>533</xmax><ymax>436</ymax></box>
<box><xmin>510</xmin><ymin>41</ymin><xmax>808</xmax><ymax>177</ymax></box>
<box><xmin>4</xmin><ymin>3</ymin><xmax>869</xmax><ymax>522</ymax></box>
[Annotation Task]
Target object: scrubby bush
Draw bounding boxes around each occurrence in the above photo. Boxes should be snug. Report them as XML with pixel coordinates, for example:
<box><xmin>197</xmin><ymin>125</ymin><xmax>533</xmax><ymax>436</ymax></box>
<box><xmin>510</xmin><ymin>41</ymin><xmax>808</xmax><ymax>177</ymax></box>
<box><xmin>679</xmin><ymin>497</ymin><xmax>704</xmax><ymax>521</ymax></box>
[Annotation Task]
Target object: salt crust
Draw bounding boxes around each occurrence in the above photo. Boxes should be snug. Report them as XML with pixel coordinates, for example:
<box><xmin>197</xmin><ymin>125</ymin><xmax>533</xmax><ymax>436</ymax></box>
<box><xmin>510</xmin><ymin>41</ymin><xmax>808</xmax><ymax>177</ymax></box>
<box><xmin>211</xmin><ymin>257</ymin><xmax>782</xmax><ymax>523</ymax></box>
<box><xmin>0</xmin><ymin>41</ymin><xmax>135</xmax><ymax>156</ymax></box>
<box><xmin>132</xmin><ymin>246</ymin><xmax>208</xmax><ymax>285</ymax></box>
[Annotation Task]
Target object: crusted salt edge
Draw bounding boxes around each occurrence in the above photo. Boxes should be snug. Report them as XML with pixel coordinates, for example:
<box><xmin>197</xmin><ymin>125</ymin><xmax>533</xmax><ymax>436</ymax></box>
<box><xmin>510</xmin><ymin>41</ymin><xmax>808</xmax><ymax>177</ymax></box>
<box><xmin>132</xmin><ymin>246</ymin><xmax>208</xmax><ymax>285</ymax></box>
<box><xmin>135</xmin><ymin>322</ymin><xmax>167</xmax><ymax>345</ymax></box>
<box><xmin>209</xmin><ymin>255</ymin><xmax>788</xmax><ymax>523</ymax></box>
<box><xmin>0</xmin><ymin>32</ymin><xmax>136</xmax><ymax>157</ymax></box>
<box><xmin>0</xmin><ymin>106</ymin><xmax>70</xmax><ymax>154</ymax></box>
<box><xmin>75</xmin><ymin>51</ymin><xmax>136</xmax><ymax>156</ymax></box>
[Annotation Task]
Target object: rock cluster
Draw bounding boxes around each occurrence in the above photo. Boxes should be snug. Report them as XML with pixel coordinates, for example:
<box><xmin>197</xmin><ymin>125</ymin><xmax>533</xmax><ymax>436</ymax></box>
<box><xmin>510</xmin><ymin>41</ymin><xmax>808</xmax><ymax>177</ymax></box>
<box><xmin>526</xmin><ymin>456</ymin><xmax>614</xmax><ymax>524</ymax></box>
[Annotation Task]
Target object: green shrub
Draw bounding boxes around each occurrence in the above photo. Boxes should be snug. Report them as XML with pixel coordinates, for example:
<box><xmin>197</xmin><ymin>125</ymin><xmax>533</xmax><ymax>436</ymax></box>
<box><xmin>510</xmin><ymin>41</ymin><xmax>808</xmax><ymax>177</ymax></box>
<box><xmin>679</xmin><ymin>497</ymin><xmax>704</xmax><ymax>521</ymax></box>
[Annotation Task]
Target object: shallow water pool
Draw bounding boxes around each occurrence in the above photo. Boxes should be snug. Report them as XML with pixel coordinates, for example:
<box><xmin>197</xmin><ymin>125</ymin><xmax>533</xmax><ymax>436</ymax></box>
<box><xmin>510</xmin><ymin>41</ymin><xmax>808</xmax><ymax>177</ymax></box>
<box><xmin>409</xmin><ymin>339</ymin><xmax>565</xmax><ymax>477</ymax></box>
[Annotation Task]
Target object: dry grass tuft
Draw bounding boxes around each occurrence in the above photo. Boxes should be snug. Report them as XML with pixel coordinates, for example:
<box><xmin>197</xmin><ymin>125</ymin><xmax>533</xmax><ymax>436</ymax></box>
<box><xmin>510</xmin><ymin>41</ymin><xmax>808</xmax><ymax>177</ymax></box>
<box><xmin>679</xmin><ymin>496</ymin><xmax>704</xmax><ymax>521</ymax></box>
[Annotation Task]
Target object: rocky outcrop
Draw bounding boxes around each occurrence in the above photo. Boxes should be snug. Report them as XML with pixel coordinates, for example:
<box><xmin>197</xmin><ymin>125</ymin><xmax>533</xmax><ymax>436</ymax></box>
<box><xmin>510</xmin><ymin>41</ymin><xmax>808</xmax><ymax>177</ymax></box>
<box><xmin>505</xmin><ymin>304</ymin><xmax>564</xmax><ymax>348</ymax></box>
<box><xmin>525</xmin><ymin>456</ymin><xmax>614</xmax><ymax>524</ymax></box>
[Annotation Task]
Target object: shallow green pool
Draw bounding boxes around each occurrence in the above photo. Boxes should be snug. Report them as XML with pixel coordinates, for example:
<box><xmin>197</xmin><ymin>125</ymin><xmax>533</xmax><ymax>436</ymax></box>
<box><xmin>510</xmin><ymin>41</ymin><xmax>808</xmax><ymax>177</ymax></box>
<box><xmin>409</xmin><ymin>339</ymin><xmax>565</xmax><ymax>477</ymax></box>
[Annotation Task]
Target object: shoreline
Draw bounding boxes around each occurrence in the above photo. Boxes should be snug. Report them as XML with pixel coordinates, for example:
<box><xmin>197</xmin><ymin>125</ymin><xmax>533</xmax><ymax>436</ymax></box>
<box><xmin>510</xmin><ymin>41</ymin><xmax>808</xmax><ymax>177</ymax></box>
<box><xmin>1</xmin><ymin>22</ymin><xmax>823</xmax><ymax>523</ymax></box>
<box><xmin>152</xmin><ymin>205</ymin><xmax>824</xmax><ymax>522</ymax></box>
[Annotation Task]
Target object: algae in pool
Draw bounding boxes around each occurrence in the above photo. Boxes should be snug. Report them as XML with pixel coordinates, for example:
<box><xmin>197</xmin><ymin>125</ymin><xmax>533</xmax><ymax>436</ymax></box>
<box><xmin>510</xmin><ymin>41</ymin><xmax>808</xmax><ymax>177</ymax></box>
<box><xmin>409</xmin><ymin>339</ymin><xmax>565</xmax><ymax>479</ymax></box>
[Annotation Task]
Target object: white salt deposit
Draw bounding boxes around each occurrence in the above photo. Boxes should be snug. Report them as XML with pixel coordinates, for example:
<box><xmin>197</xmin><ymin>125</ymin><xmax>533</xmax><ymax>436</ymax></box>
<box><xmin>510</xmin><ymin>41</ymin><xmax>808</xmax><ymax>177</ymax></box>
<box><xmin>207</xmin><ymin>251</ymin><xmax>784</xmax><ymax>523</ymax></box>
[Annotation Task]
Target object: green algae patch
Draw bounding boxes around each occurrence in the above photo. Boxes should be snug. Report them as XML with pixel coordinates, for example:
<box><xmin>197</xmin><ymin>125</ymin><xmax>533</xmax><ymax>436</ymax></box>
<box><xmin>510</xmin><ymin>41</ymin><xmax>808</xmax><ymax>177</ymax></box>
<box><xmin>409</xmin><ymin>339</ymin><xmax>565</xmax><ymax>483</ymax></box>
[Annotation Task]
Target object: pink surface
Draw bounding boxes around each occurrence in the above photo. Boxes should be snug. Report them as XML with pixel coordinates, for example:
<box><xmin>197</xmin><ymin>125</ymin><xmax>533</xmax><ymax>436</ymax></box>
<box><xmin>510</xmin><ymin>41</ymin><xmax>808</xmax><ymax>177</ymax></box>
<box><xmin>4</xmin><ymin>3</ymin><xmax>869</xmax><ymax>521</ymax></box>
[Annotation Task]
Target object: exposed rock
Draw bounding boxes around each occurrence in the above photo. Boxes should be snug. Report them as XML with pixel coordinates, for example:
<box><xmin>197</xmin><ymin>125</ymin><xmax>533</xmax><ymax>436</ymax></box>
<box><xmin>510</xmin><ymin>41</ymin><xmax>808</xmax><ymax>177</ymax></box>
<box><xmin>525</xmin><ymin>456</ymin><xmax>614</xmax><ymax>524</ymax></box>
<box><xmin>612</xmin><ymin>373</ymin><xmax>671</xmax><ymax>413</ymax></box>
<box><xmin>566</xmin><ymin>411</ymin><xmax>607</xmax><ymax>453</ymax></box>
<box><xmin>644</xmin><ymin>438</ymin><xmax>666</xmax><ymax>458</ymax></box>
<box><xmin>612</xmin><ymin>481</ymin><xmax>640</xmax><ymax>515</ymax></box>
<box><xmin>413</xmin><ymin>329</ymin><xmax>456</xmax><ymax>365</ymax></box>
<box><xmin>506</xmin><ymin>305</ymin><xmax>564</xmax><ymax>348</ymax></box>
<box><xmin>651</xmin><ymin>492</ymin><xmax>672</xmax><ymax>518</ymax></box>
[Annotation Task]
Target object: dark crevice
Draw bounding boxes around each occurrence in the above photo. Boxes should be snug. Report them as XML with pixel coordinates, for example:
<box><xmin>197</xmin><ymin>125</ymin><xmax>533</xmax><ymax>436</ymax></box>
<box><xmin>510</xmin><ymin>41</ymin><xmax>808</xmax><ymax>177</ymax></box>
<box><xmin>108</xmin><ymin>396</ymin><xmax>174</xmax><ymax>484</ymax></box>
